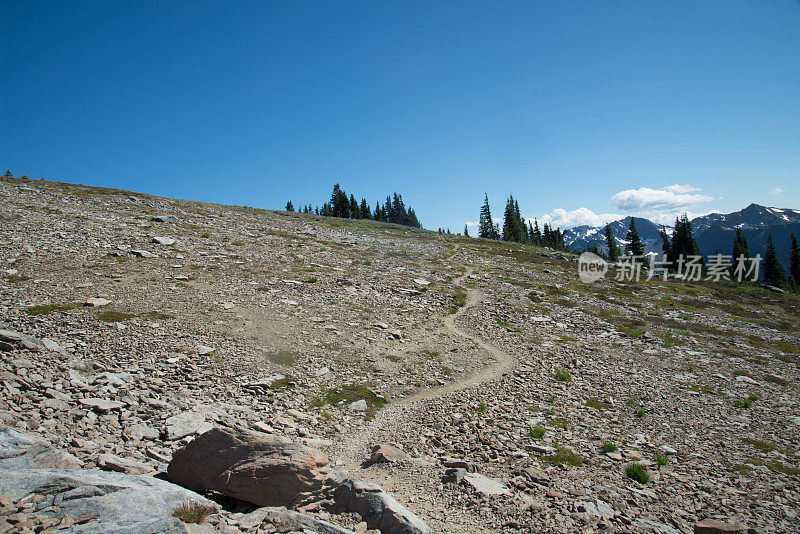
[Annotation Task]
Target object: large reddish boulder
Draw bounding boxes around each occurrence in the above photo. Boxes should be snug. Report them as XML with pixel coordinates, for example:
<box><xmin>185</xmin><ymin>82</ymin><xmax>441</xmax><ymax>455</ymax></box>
<box><xmin>369</xmin><ymin>443</ymin><xmax>410</xmax><ymax>464</ymax></box>
<box><xmin>167</xmin><ymin>427</ymin><xmax>332</xmax><ymax>507</ymax></box>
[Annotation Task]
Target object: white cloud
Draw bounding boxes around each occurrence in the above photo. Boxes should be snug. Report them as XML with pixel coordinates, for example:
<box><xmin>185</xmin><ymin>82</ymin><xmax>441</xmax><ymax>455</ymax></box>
<box><xmin>611</xmin><ymin>186</ymin><xmax>713</xmax><ymax>212</ymax></box>
<box><xmin>532</xmin><ymin>208</ymin><xmax>624</xmax><ymax>229</ymax></box>
<box><xmin>464</xmin><ymin>218</ymin><xmax>501</xmax><ymax>227</ymax></box>
<box><xmin>770</xmin><ymin>187</ymin><xmax>786</xmax><ymax>195</ymax></box>
<box><xmin>664</xmin><ymin>184</ymin><xmax>701</xmax><ymax>194</ymax></box>
<box><xmin>513</xmin><ymin>185</ymin><xmax>719</xmax><ymax>233</ymax></box>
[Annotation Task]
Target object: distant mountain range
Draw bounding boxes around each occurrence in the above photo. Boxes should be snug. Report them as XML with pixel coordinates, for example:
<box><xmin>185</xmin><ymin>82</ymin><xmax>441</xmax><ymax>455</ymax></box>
<box><xmin>563</xmin><ymin>204</ymin><xmax>800</xmax><ymax>269</ymax></box>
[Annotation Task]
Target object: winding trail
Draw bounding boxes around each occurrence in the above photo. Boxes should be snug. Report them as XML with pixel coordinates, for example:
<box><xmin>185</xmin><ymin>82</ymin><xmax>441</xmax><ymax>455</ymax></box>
<box><xmin>396</xmin><ymin>267</ymin><xmax>514</xmax><ymax>405</ymax></box>
<box><xmin>331</xmin><ymin>260</ymin><xmax>515</xmax><ymax>474</ymax></box>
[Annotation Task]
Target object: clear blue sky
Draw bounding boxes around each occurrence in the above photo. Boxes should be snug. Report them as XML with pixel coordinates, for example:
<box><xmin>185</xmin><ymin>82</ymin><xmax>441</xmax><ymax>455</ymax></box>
<box><xmin>2</xmin><ymin>1</ymin><xmax>799</xmax><ymax>231</ymax></box>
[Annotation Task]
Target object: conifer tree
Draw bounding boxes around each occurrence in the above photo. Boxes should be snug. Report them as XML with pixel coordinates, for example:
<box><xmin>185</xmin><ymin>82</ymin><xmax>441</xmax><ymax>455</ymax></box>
<box><xmin>479</xmin><ymin>194</ymin><xmax>497</xmax><ymax>239</ymax></box>
<box><xmin>330</xmin><ymin>184</ymin><xmax>349</xmax><ymax>218</ymax></box>
<box><xmin>625</xmin><ymin>218</ymin><xmax>645</xmax><ymax>256</ymax></box>
<box><xmin>730</xmin><ymin>227</ymin><xmax>750</xmax><ymax>279</ymax></box>
<box><xmin>790</xmin><ymin>233</ymin><xmax>800</xmax><ymax>289</ymax></box>
<box><xmin>604</xmin><ymin>224</ymin><xmax>619</xmax><ymax>262</ymax></box>
<box><xmin>532</xmin><ymin>219</ymin><xmax>542</xmax><ymax>246</ymax></box>
<box><xmin>659</xmin><ymin>226</ymin><xmax>671</xmax><ymax>256</ymax></box>
<box><xmin>732</xmin><ymin>227</ymin><xmax>749</xmax><ymax>260</ymax></box>
<box><xmin>763</xmin><ymin>234</ymin><xmax>785</xmax><ymax>287</ymax></box>
<box><xmin>499</xmin><ymin>194</ymin><xmax>526</xmax><ymax>243</ymax></box>
<box><xmin>384</xmin><ymin>196</ymin><xmax>392</xmax><ymax>221</ymax></box>
<box><xmin>349</xmin><ymin>194</ymin><xmax>360</xmax><ymax>219</ymax></box>
<box><xmin>360</xmin><ymin>198</ymin><xmax>371</xmax><ymax>220</ymax></box>
<box><xmin>464</xmin><ymin>225</ymin><xmax>470</xmax><ymax>237</ymax></box>
<box><xmin>407</xmin><ymin>208</ymin><xmax>421</xmax><ymax>228</ymax></box>
<box><xmin>668</xmin><ymin>214</ymin><xmax>702</xmax><ymax>266</ymax></box>
<box><xmin>285</xmin><ymin>201</ymin><xmax>294</xmax><ymax>212</ymax></box>
<box><xmin>513</xmin><ymin>199</ymin><xmax>527</xmax><ymax>243</ymax></box>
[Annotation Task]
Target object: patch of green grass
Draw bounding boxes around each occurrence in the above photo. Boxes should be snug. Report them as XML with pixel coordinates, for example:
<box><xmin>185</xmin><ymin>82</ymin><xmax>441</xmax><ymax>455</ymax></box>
<box><xmin>304</xmin><ymin>276</ymin><xmax>318</xmax><ymax>283</ymax></box>
<box><xmin>747</xmin><ymin>458</ymin><xmax>800</xmax><ymax>476</ymax></box>
<box><xmin>311</xmin><ymin>383</ymin><xmax>387</xmax><ymax>418</ymax></box>
<box><xmin>655</xmin><ymin>451</ymin><xmax>669</xmax><ymax>466</ymax></box>
<box><xmin>626</xmin><ymin>398</ymin><xmax>637</xmax><ymax>406</ymax></box>
<box><xmin>5</xmin><ymin>273</ymin><xmax>30</xmax><ymax>283</ymax></box>
<box><xmin>25</xmin><ymin>304</ymin><xmax>73</xmax><ymax>316</ymax></box>
<box><xmin>540</xmin><ymin>443</ymin><xmax>583</xmax><ymax>467</ymax></box>
<box><xmin>625</xmin><ymin>463</ymin><xmax>650</xmax><ymax>484</ymax></box>
<box><xmin>264</xmin><ymin>350</ymin><xmax>298</xmax><ymax>366</ymax></box>
<box><xmin>495</xmin><ymin>318</ymin><xmax>510</xmax><ymax>327</ymax></box>
<box><xmin>172</xmin><ymin>501</ymin><xmax>216</xmax><ymax>524</ymax></box>
<box><xmin>551</xmin><ymin>417</ymin><xmax>571</xmax><ymax>429</ymax></box>
<box><xmin>529</xmin><ymin>425</ymin><xmax>546</xmax><ymax>439</ymax></box>
<box><xmin>635</xmin><ymin>408</ymin><xmax>646</xmax><ymax>418</ymax></box>
<box><xmin>765</xmin><ymin>375</ymin><xmax>788</xmax><ymax>386</ymax></box>
<box><xmin>585</xmin><ymin>397</ymin><xmax>613</xmax><ymax>410</ymax></box>
<box><xmin>554</xmin><ymin>368</ymin><xmax>572</xmax><ymax>382</ymax></box>
<box><xmin>453</xmin><ymin>292</ymin><xmax>466</xmax><ymax>308</ymax></box>
<box><xmin>622</xmin><ymin>327</ymin><xmax>645</xmax><ymax>338</ymax></box>
<box><xmin>386</xmin><ymin>354</ymin><xmax>404</xmax><ymax>362</ymax></box>
<box><xmin>660</xmin><ymin>332</ymin><xmax>680</xmax><ymax>347</ymax></box>
<box><xmin>201</xmin><ymin>231</ymin><xmax>211</xmax><ymax>238</ymax></box>
<box><xmin>689</xmin><ymin>384</ymin><xmax>718</xmax><ymax>395</ymax></box>
<box><xmin>98</xmin><ymin>310</ymin><xmax>135</xmax><ymax>322</ymax></box>
<box><xmin>269</xmin><ymin>377</ymin><xmax>298</xmax><ymax>390</ymax></box>
<box><xmin>543</xmin><ymin>284</ymin><xmax>569</xmax><ymax>297</ymax></box>
<box><xmin>741</xmin><ymin>437</ymin><xmax>777</xmax><ymax>453</ymax></box>
<box><xmin>732</xmin><ymin>394</ymin><xmax>759</xmax><ymax>409</ymax></box>
<box><xmin>601</xmin><ymin>441</ymin><xmax>618</xmax><ymax>453</ymax></box>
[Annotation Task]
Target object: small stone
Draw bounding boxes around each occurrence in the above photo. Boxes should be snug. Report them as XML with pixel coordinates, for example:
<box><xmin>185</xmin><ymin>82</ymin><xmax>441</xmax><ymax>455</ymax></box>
<box><xmin>347</xmin><ymin>399</ymin><xmax>368</xmax><ymax>412</ymax></box>
<box><xmin>461</xmin><ymin>473</ymin><xmax>512</xmax><ymax>496</ymax></box>
<box><xmin>126</xmin><ymin>423</ymin><xmax>160</xmax><ymax>441</ymax></box>
<box><xmin>152</xmin><ymin>236</ymin><xmax>176</xmax><ymax>246</ymax></box>
<box><xmin>79</xmin><ymin>398</ymin><xmax>124</xmax><ymax>412</ymax></box>
<box><xmin>84</xmin><ymin>297</ymin><xmax>111</xmax><ymax>307</ymax></box>
<box><xmin>97</xmin><ymin>453</ymin><xmax>153</xmax><ymax>475</ymax></box>
<box><xmin>572</xmin><ymin>498</ymin><xmax>615</xmax><ymax>519</ymax></box>
<box><xmin>130</xmin><ymin>249</ymin><xmax>158</xmax><ymax>258</ymax></box>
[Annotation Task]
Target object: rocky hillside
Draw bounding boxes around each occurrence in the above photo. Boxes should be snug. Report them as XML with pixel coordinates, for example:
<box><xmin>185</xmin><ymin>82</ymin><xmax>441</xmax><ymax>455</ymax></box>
<box><xmin>1</xmin><ymin>175</ymin><xmax>798</xmax><ymax>533</ymax></box>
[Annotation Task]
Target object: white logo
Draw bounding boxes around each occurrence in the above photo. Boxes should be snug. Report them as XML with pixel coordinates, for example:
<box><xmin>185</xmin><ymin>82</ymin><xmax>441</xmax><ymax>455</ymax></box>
<box><xmin>578</xmin><ymin>252</ymin><xmax>608</xmax><ymax>283</ymax></box>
